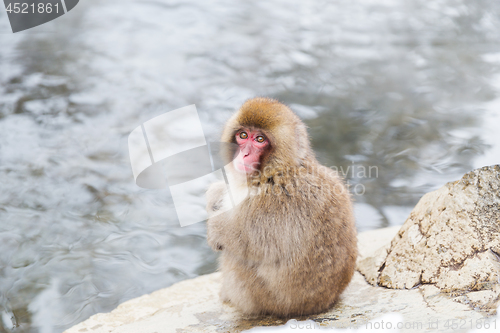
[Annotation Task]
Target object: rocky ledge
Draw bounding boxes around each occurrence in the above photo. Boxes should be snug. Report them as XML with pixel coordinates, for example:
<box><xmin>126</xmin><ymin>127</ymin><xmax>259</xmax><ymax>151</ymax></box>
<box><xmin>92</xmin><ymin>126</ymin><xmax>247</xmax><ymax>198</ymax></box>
<box><xmin>358</xmin><ymin>165</ymin><xmax>500</xmax><ymax>313</ymax></box>
<box><xmin>66</xmin><ymin>165</ymin><xmax>500</xmax><ymax>333</ymax></box>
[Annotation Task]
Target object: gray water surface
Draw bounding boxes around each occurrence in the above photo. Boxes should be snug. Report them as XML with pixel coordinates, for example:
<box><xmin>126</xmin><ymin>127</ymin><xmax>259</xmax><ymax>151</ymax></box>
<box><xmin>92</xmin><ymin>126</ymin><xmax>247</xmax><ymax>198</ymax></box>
<box><xmin>0</xmin><ymin>0</ymin><xmax>500</xmax><ymax>332</ymax></box>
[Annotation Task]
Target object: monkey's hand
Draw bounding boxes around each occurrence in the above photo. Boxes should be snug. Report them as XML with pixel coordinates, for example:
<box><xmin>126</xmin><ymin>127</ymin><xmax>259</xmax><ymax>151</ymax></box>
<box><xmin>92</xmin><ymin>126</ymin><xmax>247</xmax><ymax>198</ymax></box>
<box><xmin>213</xmin><ymin>242</ymin><xmax>224</xmax><ymax>251</ymax></box>
<box><xmin>207</xmin><ymin>219</ymin><xmax>225</xmax><ymax>251</ymax></box>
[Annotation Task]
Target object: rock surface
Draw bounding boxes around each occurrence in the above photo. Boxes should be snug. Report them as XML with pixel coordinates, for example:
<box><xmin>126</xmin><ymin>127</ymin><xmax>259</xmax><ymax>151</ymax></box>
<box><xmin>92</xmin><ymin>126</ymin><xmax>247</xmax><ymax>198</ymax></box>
<box><xmin>358</xmin><ymin>165</ymin><xmax>500</xmax><ymax>312</ymax></box>
<box><xmin>65</xmin><ymin>226</ymin><xmax>490</xmax><ymax>333</ymax></box>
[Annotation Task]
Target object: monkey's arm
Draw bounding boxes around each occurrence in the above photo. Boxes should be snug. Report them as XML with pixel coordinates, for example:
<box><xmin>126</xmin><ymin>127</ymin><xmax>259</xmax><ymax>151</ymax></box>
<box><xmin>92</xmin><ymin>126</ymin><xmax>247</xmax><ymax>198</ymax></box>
<box><xmin>206</xmin><ymin>181</ymin><xmax>226</xmax><ymax>216</ymax></box>
<box><xmin>206</xmin><ymin>181</ymin><xmax>228</xmax><ymax>251</ymax></box>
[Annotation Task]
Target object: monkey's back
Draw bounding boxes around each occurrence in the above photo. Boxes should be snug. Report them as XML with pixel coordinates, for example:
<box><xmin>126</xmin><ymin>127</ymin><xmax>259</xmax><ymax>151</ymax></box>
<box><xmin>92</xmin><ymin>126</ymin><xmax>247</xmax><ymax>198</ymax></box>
<box><xmin>217</xmin><ymin>164</ymin><xmax>357</xmax><ymax>317</ymax></box>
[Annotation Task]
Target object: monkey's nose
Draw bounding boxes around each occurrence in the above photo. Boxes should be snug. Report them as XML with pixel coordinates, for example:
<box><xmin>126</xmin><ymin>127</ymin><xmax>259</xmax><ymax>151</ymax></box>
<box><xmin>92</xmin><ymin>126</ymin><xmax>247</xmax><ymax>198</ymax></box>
<box><xmin>241</xmin><ymin>146</ymin><xmax>251</xmax><ymax>156</ymax></box>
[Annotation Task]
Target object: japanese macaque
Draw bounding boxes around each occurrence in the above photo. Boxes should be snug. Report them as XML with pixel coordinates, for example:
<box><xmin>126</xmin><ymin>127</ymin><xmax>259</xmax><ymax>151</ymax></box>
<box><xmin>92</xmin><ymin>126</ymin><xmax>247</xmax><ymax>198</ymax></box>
<box><xmin>206</xmin><ymin>97</ymin><xmax>357</xmax><ymax>317</ymax></box>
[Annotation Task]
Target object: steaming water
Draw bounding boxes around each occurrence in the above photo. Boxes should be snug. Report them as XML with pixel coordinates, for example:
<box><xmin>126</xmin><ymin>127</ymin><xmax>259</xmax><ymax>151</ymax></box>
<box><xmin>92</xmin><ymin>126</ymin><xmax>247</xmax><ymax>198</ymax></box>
<box><xmin>0</xmin><ymin>0</ymin><xmax>499</xmax><ymax>331</ymax></box>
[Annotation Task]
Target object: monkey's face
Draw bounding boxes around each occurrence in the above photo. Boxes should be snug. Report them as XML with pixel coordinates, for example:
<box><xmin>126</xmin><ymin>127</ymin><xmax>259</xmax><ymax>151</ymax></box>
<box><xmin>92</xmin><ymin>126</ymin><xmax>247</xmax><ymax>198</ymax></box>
<box><xmin>233</xmin><ymin>128</ymin><xmax>270</xmax><ymax>174</ymax></box>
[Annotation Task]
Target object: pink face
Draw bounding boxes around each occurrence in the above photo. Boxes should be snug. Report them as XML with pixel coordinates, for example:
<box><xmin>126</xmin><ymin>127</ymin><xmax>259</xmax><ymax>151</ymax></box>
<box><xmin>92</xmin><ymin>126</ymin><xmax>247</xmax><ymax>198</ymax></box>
<box><xmin>233</xmin><ymin>128</ymin><xmax>269</xmax><ymax>174</ymax></box>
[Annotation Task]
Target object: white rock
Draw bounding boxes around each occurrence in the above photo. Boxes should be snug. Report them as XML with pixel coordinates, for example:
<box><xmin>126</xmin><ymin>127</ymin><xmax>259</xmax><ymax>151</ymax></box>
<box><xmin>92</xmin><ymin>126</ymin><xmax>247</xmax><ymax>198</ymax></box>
<box><xmin>358</xmin><ymin>165</ymin><xmax>500</xmax><ymax>312</ymax></box>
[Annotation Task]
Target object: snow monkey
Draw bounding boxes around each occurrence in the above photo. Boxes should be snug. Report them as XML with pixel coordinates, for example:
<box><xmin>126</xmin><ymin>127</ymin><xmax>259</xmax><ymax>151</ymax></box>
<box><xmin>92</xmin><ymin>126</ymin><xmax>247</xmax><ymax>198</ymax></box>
<box><xmin>206</xmin><ymin>97</ymin><xmax>357</xmax><ymax>317</ymax></box>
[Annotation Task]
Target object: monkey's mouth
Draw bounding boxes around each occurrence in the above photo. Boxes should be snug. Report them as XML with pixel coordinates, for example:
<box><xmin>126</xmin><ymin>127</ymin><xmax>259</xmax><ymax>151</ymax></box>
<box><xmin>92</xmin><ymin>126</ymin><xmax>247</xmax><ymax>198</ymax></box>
<box><xmin>234</xmin><ymin>161</ymin><xmax>259</xmax><ymax>173</ymax></box>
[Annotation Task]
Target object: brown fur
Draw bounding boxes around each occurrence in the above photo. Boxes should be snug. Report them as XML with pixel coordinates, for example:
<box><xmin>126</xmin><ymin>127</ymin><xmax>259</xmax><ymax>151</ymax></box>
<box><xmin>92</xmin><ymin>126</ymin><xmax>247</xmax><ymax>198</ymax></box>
<box><xmin>206</xmin><ymin>97</ymin><xmax>357</xmax><ymax>317</ymax></box>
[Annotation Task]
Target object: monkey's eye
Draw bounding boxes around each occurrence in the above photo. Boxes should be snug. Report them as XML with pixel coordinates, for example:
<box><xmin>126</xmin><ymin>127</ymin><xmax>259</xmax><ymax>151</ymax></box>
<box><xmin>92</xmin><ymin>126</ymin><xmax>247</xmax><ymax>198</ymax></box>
<box><xmin>239</xmin><ymin>132</ymin><xmax>248</xmax><ymax>139</ymax></box>
<box><xmin>256</xmin><ymin>136</ymin><xmax>265</xmax><ymax>143</ymax></box>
